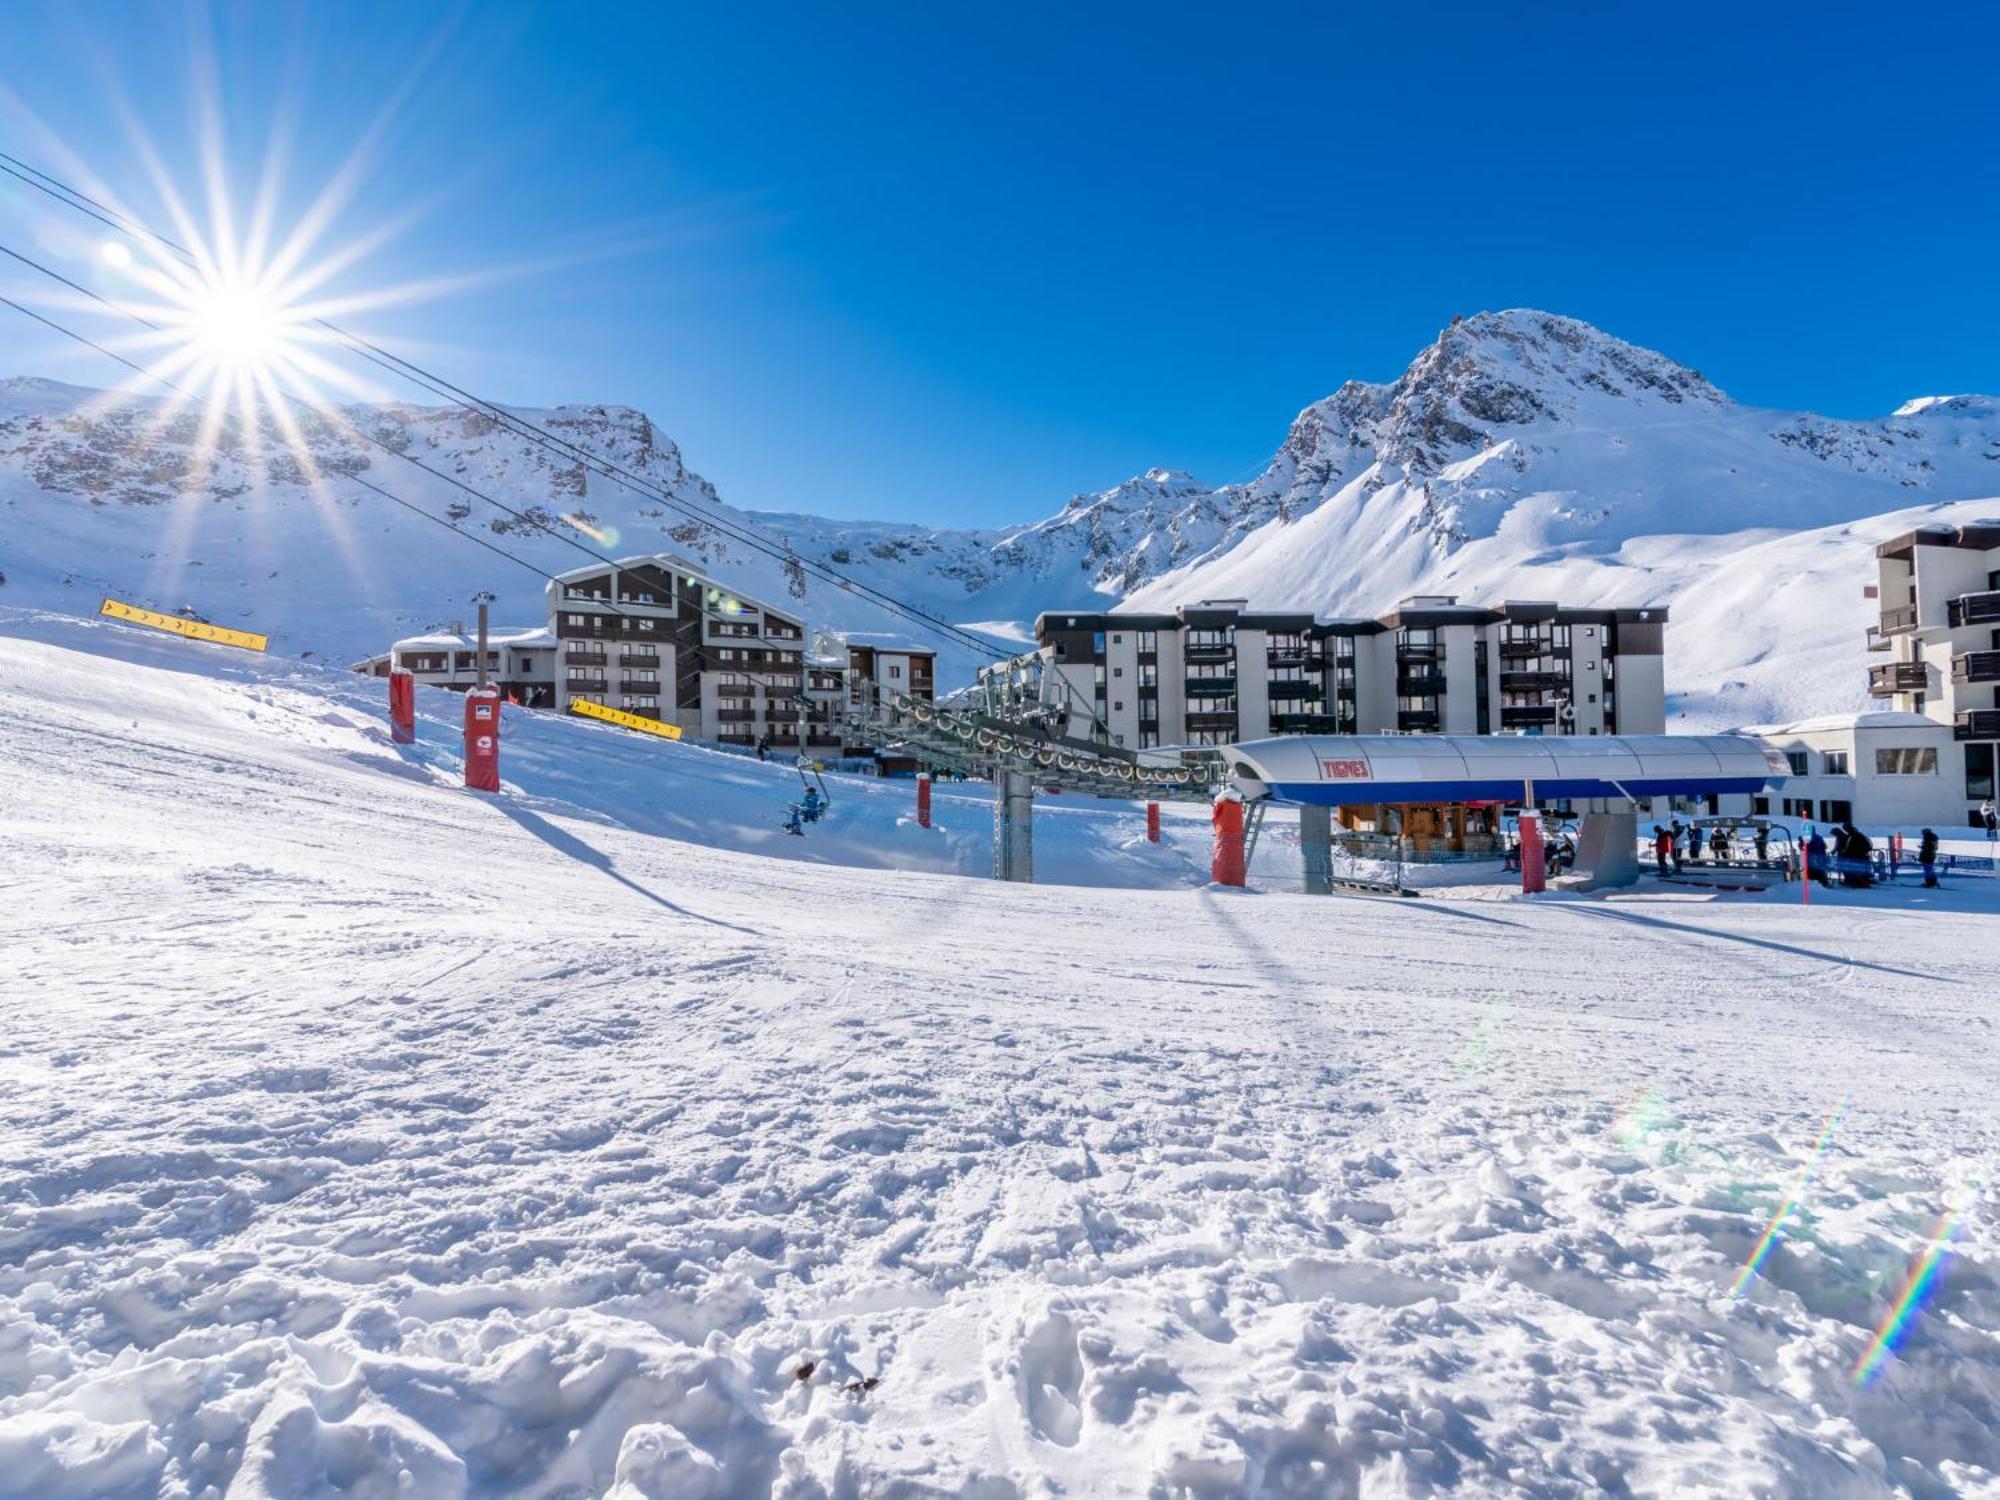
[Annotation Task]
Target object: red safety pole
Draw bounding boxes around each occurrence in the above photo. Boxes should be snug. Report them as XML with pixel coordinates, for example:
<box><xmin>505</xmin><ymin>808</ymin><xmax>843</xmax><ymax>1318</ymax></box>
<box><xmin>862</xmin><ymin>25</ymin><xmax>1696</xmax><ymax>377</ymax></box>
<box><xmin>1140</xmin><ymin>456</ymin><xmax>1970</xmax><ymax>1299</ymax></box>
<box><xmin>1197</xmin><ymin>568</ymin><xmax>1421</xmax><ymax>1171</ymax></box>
<box><xmin>916</xmin><ymin>772</ymin><xmax>932</xmax><ymax>829</ymax></box>
<box><xmin>463</xmin><ymin>686</ymin><xmax>502</xmax><ymax>793</ymax></box>
<box><xmin>1518</xmin><ymin>808</ymin><xmax>1546</xmax><ymax>895</ymax></box>
<box><xmin>1211</xmin><ymin>793</ymin><xmax>1247</xmax><ymax>887</ymax></box>
<box><xmin>1801</xmin><ymin>828</ymin><xmax>1810</xmax><ymax>906</ymax></box>
<box><xmin>1146</xmin><ymin>802</ymin><xmax>1161</xmax><ymax>843</ymax></box>
<box><xmin>389</xmin><ymin>669</ymin><xmax>415</xmax><ymax>745</ymax></box>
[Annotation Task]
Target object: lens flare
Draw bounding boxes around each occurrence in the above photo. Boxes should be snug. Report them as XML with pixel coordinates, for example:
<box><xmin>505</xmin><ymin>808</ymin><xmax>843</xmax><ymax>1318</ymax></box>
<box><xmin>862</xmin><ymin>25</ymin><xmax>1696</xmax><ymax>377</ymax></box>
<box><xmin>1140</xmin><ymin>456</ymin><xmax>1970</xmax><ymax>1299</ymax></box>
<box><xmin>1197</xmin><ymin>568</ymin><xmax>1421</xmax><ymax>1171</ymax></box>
<box><xmin>1729</xmin><ymin>1095</ymin><xmax>1847</xmax><ymax>1297</ymax></box>
<box><xmin>1851</xmin><ymin>1181</ymin><xmax>1981</xmax><ymax>1385</ymax></box>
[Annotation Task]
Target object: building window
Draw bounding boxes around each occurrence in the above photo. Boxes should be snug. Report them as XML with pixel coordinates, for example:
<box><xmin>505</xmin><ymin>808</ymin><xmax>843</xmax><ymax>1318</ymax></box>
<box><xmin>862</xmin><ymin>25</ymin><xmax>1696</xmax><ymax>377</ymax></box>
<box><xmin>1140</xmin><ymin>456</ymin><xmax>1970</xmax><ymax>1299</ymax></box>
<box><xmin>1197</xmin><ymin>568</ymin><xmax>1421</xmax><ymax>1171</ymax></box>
<box><xmin>1823</xmin><ymin>750</ymin><xmax>1850</xmax><ymax>776</ymax></box>
<box><xmin>1786</xmin><ymin>750</ymin><xmax>1809</xmax><ymax>776</ymax></box>
<box><xmin>1875</xmin><ymin>747</ymin><xmax>1938</xmax><ymax>775</ymax></box>
<box><xmin>1969</xmin><ymin>744</ymin><xmax>1996</xmax><ymax>802</ymax></box>
<box><xmin>890</xmin><ymin>665</ymin><xmax>902</xmax><ymax>678</ymax></box>
<box><xmin>1136</xmin><ymin>632</ymin><xmax>1157</xmax><ymax>654</ymax></box>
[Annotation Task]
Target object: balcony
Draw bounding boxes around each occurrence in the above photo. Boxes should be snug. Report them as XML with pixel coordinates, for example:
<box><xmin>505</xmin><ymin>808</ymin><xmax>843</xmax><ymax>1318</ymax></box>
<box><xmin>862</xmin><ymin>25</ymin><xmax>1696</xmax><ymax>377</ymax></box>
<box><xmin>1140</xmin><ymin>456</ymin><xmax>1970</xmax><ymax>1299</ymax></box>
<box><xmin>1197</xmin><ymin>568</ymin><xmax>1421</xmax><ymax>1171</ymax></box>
<box><xmin>564</xmin><ymin>676</ymin><xmax>608</xmax><ymax>693</ymax></box>
<box><xmin>1266</xmin><ymin>679</ymin><xmax>1322</xmax><ymax>701</ymax></box>
<box><xmin>1948</xmin><ymin>591</ymin><xmax>2000</xmax><ymax>630</ymax></box>
<box><xmin>564</xmin><ymin>651</ymin><xmax>608</xmax><ymax>667</ymax></box>
<box><xmin>1500</xmin><ymin>669</ymin><xmax>1570</xmax><ymax>692</ymax></box>
<box><xmin>1397</xmin><ymin>672</ymin><xmax>1447</xmax><ymax>695</ymax></box>
<box><xmin>1501</xmin><ymin>704</ymin><xmax>1560</xmax><ymax>727</ymax></box>
<box><xmin>1878</xmin><ymin>603</ymin><xmax>1919</xmax><ymax>636</ymax></box>
<box><xmin>1955</xmin><ymin>710</ymin><xmax>2000</xmax><ymax>741</ymax></box>
<box><xmin>1395</xmin><ymin>643</ymin><xmax>1442</xmax><ymax>663</ymax></box>
<box><xmin>1952</xmin><ymin>651</ymin><xmax>2000</xmax><ymax>685</ymax></box>
<box><xmin>1270</xmin><ymin>712</ymin><xmax>1345</xmax><ymax>734</ymax></box>
<box><xmin>1864</xmin><ymin>626</ymin><xmax>1892</xmax><ymax>653</ymax></box>
<box><xmin>1183</xmin><ymin>643</ymin><xmax>1234</xmax><ymax>663</ymax></box>
<box><xmin>1397</xmin><ymin>710</ymin><xmax>1440</xmax><ymax>732</ymax></box>
<box><xmin>1184</xmin><ymin>675</ymin><xmax>1238</xmax><ymax>696</ymax></box>
<box><xmin>1497</xmin><ymin>639</ymin><xmax>1544</xmax><ymax>660</ymax></box>
<box><xmin>1868</xmin><ymin>661</ymin><xmax>1928</xmax><ymax>696</ymax></box>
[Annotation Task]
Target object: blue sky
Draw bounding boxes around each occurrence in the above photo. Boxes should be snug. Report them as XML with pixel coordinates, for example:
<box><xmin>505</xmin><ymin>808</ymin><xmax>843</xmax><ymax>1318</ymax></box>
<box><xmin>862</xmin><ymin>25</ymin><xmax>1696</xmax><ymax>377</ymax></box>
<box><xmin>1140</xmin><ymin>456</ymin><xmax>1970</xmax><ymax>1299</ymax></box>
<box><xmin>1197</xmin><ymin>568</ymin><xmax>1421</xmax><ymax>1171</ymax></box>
<box><xmin>2</xmin><ymin>1</ymin><xmax>1995</xmax><ymax>526</ymax></box>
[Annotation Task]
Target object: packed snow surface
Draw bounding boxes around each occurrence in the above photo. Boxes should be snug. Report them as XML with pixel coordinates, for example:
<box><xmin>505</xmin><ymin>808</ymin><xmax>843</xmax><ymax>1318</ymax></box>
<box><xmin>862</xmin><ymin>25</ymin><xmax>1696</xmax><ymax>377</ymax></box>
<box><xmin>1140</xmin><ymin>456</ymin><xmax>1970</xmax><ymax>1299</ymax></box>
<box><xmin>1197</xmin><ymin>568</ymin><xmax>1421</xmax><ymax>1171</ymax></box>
<box><xmin>2</xmin><ymin>611</ymin><xmax>1998</xmax><ymax>1498</ymax></box>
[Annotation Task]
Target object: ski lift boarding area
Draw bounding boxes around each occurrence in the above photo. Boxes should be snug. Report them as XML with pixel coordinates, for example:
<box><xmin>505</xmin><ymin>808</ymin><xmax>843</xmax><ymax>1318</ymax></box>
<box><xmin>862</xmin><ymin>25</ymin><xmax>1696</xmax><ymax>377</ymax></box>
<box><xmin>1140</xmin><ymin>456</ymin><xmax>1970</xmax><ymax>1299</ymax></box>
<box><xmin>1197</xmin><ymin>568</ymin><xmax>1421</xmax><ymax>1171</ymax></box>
<box><xmin>1226</xmin><ymin>732</ymin><xmax>1787</xmax><ymax>808</ymax></box>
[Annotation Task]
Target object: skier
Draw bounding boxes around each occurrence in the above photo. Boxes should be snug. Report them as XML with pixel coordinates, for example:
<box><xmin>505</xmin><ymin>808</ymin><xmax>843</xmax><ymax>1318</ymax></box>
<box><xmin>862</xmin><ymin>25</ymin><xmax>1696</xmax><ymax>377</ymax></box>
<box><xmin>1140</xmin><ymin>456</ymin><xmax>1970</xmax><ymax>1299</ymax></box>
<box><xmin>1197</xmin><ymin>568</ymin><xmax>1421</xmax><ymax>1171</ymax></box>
<box><xmin>1842</xmin><ymin>822</ymin><xmax>1873</xmax><ymax>888</ymax></box>
<box><xmin>1984</xmin><ymin>799</ymin><xmax>1998</xmax><ymax>842</ymax></box>
<box><xmin>1668</xmin><ymin>819</ymin><xmax>1686</xmax><ymax>873</ymax></box>
<box><xmin>783</xmin><ymin>783</ymin><xmax>825</xmax><ymax>836</ymax></box>
<box><xmin>1919</xmin><ymin>827</ymin><xmax>1940</xmax><ymax>888</ymax></box>
<box><xmin>1753</xmin><ymin>824</ymin><xmax>1770</xmax><ymax>864</ymax></box>
<box><xmin>1709</xmin><ymin>825</ymin><xmax>1731</xmax><ymax>863</ymax></box>
<box><xmin>756</xmin><ymin>734</ymin><xmax>771</xmax><ymax>763</ymax></box>
<box><xmin>1652</xmin><ymin>825</ymin><xmax>1673</xmax><ymax>877</ymax></box>
<box><xmin>1806</xmin><ymin>828</ymin><xmax>1829</xmax><ymax>886</ymax></box>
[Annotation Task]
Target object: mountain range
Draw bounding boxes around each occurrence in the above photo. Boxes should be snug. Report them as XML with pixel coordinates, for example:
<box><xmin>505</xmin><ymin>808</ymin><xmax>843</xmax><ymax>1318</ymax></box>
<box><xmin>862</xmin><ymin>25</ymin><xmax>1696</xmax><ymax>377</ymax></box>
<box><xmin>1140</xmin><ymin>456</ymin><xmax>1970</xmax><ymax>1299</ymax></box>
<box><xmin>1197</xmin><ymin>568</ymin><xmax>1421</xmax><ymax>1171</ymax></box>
<box><xmin>4</xmin><ymin>309</ymin><xmax>1996</xmax><ymax>727</ymax></box>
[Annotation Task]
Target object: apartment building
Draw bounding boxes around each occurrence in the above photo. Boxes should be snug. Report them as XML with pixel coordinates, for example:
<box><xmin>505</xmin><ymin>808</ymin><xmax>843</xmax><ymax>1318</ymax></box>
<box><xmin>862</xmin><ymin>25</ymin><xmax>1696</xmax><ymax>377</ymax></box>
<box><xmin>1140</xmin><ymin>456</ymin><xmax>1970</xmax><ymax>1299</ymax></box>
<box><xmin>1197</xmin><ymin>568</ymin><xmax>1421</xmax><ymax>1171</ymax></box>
<box><xmin>1863</xmin><ymin>519</ymin><xmax>2000</xmax><ymax>824</ymax></box>
<box><xmin>361</xmin><ymin>553</ymin><xmax>935</xmax><ymax>758</ymax></box>
<box><xmin>1025</xmin><ymin>595</ymin><xmax>1666</xmax><ymax>750</ymax></box>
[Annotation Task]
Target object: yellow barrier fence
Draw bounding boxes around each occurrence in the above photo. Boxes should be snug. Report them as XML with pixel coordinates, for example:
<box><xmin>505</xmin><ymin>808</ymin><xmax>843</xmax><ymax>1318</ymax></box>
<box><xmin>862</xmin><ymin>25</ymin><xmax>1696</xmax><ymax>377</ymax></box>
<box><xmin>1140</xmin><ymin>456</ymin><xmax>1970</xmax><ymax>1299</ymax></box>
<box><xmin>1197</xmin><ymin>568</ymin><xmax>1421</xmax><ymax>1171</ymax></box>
<box><xmin>567</xmin><ymin>698</ymin><xmax>684</xmax><ymax>740</ymax></box>
<box><xmin>100</xmin><ymin>598</ymin><xmax>268</xmax><ymax>652</ymax></box>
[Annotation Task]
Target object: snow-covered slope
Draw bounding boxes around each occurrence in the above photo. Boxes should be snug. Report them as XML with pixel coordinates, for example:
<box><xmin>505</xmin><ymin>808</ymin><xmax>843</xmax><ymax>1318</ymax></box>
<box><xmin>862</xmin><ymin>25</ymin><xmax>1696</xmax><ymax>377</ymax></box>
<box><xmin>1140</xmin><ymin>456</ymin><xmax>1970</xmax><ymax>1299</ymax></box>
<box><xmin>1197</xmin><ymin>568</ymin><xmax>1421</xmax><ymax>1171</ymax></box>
<box><xmin>7</xmin><ymin>310</ymin><xmax>2000</xmax><ymax>724</ymax></box>
<box><xmin>2</xmin><ymin>611</ymin><xmax>1996</xmax><ymax>1497</ymax></box>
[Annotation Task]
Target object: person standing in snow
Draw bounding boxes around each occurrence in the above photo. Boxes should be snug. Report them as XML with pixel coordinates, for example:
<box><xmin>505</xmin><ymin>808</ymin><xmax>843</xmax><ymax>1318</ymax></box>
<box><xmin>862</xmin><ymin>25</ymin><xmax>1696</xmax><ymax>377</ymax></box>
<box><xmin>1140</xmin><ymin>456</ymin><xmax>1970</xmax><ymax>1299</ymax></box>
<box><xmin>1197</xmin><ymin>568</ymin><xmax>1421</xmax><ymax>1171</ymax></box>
<box><xmin>1806</xmin><ymin>828</ymin><xmax>1829</xmax><ymax>886</ymax></box>
<box><xmin>1842</xmin><ymin>822</ymin><xmax>1873</xmax><ymax>887</ymax></box>
<box><xmin>1709</xmin><ymin>825</ymin><xmax>1731</xmax><ymax>863</ymax></box>
<box><xmin>755</xmin><ymin>735</ymin><xmax>770</xmax><ymax>762</ymax></box>
<box><xmin>1754</xmin><ymin>824</ymin><xmax>1770</xmax><ymax>864</ymax></box>
<box><xmin>1652</xmin><ymin>825</ymin><xmax>1673</xmax><ymax>877</ymax></box>
<box><xmin>1919</xmin><ymin>827</ymin><xmax>1940</xmax><ymax>888</ymax></box>
<box><xmin>1984</xmin><ymin>800</ymin><xmax>1998</xmax><ymax>841</ymax></box>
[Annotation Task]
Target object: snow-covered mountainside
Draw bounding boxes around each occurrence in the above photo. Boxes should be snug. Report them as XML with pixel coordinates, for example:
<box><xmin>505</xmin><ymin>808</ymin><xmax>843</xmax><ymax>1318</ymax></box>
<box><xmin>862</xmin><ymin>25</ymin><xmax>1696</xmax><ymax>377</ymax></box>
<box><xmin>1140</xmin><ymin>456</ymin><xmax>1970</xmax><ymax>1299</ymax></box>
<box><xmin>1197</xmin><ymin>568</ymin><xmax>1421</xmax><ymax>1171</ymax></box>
<box><xmin>2</xmin><ymin>611</ymin><xmax>1996</xmax><ymax>1497</ymax></box>
<box><xmin>1122</xmin><ymin>314</ymin><xmax>2000</xmax><ymax>718</ymax></box>
<box><xmin>0</xmin><ymin>377</ymin><xmax>1008</xmax><ymax>679</ymax></box>
<box><xmin>6</xmin><ymin>310</ymin><xmax>1999</xmax><ymax>723</ymax></box>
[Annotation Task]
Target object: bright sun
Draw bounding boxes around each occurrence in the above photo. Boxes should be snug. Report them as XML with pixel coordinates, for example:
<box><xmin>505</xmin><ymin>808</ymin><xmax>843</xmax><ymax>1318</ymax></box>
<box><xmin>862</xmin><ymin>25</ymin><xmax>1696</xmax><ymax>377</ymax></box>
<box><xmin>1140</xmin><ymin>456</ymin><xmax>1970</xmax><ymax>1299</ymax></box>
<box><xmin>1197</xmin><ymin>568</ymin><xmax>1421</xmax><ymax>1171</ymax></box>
<box><xmin>184</xmin><ymin>279</ymin><xmax>290</xmax><ymax>372</ymax></box>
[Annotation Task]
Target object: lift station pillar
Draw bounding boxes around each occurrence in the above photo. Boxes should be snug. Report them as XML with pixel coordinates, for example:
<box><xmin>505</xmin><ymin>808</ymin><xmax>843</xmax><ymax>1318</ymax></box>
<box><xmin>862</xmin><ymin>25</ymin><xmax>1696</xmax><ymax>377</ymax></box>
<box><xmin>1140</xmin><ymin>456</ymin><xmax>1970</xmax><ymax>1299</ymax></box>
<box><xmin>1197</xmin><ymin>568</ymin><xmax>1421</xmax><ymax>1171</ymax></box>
<box><xmin>995</xmin><ymin>769</ymin><xmax>1034</xmax><ymax>882</ymax></box>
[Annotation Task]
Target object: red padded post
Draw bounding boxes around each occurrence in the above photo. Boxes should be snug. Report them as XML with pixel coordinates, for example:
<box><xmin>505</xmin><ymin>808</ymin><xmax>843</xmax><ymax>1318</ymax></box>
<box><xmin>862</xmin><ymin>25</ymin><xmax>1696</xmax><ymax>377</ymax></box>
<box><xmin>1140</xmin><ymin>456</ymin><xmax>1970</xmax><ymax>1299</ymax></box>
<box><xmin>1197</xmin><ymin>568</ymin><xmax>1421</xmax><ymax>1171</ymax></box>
<box><xmin>389</xmin><ymin>669</ymin><xmax>415</xmax><ymax>745</ymax></box>
<box><xmin>1211</xmin><ymin>794</ymin><xmax>1246</xmax><ymax>887</ymax></box>
<box><xmin>464</xmin><ymin>687</ymin><xmax>501</xmax><ymax>793</ymax></box>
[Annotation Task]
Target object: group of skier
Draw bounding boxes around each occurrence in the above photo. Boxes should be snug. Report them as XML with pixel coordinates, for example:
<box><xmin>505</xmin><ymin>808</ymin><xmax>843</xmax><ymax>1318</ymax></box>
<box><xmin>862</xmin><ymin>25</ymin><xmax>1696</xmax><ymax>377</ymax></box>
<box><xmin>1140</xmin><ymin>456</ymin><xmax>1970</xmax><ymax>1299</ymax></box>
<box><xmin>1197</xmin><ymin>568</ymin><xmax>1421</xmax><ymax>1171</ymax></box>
<box><xmin>1648</xmin><ymin>819</ymin><xmax>1770</xmax><ymax>876</ymax></box>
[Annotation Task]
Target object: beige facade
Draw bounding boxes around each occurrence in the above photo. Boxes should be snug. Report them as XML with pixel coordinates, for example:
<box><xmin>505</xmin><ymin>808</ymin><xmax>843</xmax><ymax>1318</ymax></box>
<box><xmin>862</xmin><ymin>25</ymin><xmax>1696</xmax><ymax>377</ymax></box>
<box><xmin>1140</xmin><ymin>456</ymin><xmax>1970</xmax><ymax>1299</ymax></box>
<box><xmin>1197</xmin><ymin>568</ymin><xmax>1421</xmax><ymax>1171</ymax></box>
<box><xmin>1863</xmin><ymin>520</ymin><xmax>2000</xmax><ymax>825</ymax></box>
<box><xmin>1014</xmin><ymin>595</ymin><xmax>1668</xmax><ymax>752</ymax></box>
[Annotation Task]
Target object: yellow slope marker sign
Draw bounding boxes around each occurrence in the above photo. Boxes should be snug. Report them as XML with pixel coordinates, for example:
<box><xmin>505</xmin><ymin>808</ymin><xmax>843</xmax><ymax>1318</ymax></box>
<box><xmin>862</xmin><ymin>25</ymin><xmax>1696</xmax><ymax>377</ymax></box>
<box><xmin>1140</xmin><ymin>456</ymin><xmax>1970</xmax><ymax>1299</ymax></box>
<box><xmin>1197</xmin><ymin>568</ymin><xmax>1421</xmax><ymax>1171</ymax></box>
<box><xmin>100</xmin><ymin>598</ymin><xmax>268</xmax><ymax>652</ymax></box>
<box><xmin>568</xmin><ymin>698</ymin><xmax>684</xmax><ymax>740</ymax></box>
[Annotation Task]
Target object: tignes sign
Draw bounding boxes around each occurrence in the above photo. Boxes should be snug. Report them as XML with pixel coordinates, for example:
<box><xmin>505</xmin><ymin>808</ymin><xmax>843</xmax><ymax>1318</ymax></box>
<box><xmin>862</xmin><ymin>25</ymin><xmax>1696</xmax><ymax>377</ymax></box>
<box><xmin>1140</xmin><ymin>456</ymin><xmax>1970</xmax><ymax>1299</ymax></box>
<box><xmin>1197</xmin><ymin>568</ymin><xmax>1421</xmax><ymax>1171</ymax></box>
<box><xmin>100</xmin><ymin>598</ymin><xmax>268</xmax><ymax>653</ymax></box>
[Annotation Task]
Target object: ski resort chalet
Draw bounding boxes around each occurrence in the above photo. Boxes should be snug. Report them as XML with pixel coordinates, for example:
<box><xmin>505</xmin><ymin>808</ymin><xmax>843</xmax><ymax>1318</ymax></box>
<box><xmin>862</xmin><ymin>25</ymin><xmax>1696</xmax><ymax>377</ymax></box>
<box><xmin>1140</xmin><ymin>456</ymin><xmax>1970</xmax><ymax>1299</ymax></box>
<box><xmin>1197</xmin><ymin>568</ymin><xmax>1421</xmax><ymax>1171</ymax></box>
<box><xmin>1714</xmin><ymin>520</ymin><xmax>2000</xmax><ymax>830</ymax></box>
<box><xmin>1012</xmin><ymin>596</ymin><xmax>1668</xmax><ymax>751</ymax></box>
<box><xmin>1864</xmin><ymin>519</ymin><xmax>2000</xmax><ymax>826</ymax></box>
<box><xmin>354</xmin><ymin>555</ymin><xmax>935</xmax><ymax>755</ymax></box>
